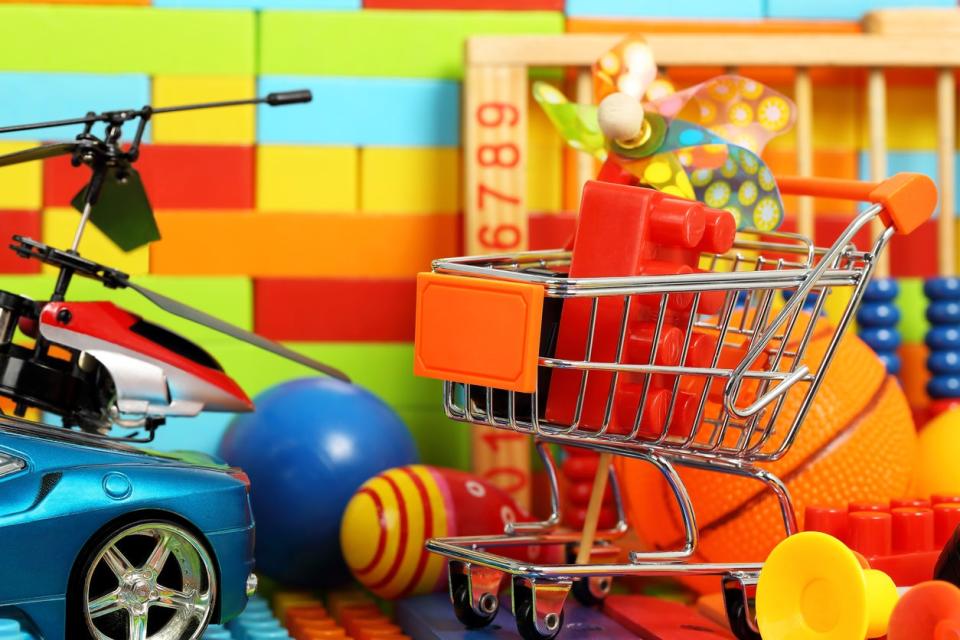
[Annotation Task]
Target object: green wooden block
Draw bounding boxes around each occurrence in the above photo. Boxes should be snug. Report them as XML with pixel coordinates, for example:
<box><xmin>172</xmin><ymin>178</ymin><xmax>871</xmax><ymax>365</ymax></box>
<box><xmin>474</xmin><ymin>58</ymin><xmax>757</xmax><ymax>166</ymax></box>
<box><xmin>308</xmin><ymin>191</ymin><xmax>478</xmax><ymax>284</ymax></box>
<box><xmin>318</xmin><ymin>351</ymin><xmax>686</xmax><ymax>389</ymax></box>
<box><xmin>0</xmin><ymin>275</ymin><xmax>253</xmax><ymax>340</ymax></box>
<box><xmin>395</xmin><ymin>406</ymin><xmax>472</xmax><ymax>471</ymax></box>
<box><xmin>897</xmin><ymin>277</ymin><xmax>929</xmax><ymax>345</ymax></box>
<box><xmin>211</xmin><ymin>342</ymin><xmax>441</xmax><ymax>408</ymax></box>
<box><xmin>0</xmin><ymin>6</ymin><xmax>255</xmax><ymax>74</ymax></box>
<box><xmin>258</xmin><ymin>10</ymin><xmax>564</xmax><ymax>78</ymax></box>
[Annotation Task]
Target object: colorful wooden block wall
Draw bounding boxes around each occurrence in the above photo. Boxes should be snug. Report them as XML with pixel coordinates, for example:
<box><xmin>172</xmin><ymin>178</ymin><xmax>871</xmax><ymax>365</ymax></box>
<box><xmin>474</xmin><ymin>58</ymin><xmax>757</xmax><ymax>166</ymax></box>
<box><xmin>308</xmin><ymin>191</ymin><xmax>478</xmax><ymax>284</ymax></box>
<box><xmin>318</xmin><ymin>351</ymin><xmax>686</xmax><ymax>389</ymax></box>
<box><xmin>0</xmin><ymin>0</ymin><xmax>955</xmax><ymax>464</ymax></box>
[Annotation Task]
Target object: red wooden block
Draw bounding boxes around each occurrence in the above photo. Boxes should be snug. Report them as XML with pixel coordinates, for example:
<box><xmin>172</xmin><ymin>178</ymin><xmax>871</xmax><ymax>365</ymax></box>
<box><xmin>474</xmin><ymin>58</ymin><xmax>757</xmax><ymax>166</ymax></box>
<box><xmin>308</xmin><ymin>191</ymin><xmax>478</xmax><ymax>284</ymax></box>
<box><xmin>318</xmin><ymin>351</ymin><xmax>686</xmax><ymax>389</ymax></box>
<box><xmin>364</xmin><ymin>0</ymin><xmax>562</xmax><ymax>8</ymax></box>
<box><xmin>529</xmin><ymin>212</ymin><xmax>575</xmax><ymax>250</ymax></box>
<box><xmin>254</xmin><ymin>278</ymin><xmax>416</xmax><ymax>342</ymax></box>
<box><xmin>44</xmin><ymin>144</ymin><xmax>254</xmax><ymax>210</ymax></box>
<box><xmin>889</xmin><ymin>218</ymin><xmax>938</xmax><ymax>278</ymax></box>
<box><xmin>604</xmin><ymin>595</ymin><xmax>734</xmax><ymax>639</ymax></box>
<box><xmin>0</xmin><ymin>211</ymin><xmax>41</xmax><ymax>273</ymax></box>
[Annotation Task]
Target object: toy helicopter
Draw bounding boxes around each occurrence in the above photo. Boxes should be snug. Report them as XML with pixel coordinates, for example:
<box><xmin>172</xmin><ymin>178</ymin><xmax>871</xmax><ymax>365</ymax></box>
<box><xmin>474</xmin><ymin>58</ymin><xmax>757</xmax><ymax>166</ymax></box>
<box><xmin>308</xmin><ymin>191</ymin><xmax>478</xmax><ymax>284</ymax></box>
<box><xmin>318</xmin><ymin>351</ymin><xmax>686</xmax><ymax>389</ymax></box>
<box><xmin>0</xmin><ymin>90</ymin><xmax>349</xmax><ymax>439</ymax></box>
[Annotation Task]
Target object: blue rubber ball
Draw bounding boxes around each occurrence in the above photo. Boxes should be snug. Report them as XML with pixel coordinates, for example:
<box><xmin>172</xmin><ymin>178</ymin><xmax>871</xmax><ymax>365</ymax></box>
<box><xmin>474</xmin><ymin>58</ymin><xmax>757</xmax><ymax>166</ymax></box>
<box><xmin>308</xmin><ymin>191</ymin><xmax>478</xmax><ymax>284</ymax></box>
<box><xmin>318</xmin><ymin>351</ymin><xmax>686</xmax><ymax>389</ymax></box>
<box><xmin>218</xmin><ymin>377</ymin><xmax>418</xmax><ymax>588</ymax></box>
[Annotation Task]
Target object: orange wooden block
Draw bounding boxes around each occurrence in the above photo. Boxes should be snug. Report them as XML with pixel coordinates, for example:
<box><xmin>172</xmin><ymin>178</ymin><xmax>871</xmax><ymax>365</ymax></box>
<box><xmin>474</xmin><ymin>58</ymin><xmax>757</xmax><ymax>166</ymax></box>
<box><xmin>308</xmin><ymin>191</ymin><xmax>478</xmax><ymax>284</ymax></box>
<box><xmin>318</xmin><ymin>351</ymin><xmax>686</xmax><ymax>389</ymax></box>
<box><xmin>150</xmin><ymin>213</ymin><xmax>460</xmax><ymax>278</ymax></box>
<box><xmin>566</xmin><ymin>18</ymin><xmax>862</xmax><ymax>34</ymax></box>
<box><xmin>414</xmin><ymin>272</ymin><xmax>544</xmax><ymax>393</ymax></box>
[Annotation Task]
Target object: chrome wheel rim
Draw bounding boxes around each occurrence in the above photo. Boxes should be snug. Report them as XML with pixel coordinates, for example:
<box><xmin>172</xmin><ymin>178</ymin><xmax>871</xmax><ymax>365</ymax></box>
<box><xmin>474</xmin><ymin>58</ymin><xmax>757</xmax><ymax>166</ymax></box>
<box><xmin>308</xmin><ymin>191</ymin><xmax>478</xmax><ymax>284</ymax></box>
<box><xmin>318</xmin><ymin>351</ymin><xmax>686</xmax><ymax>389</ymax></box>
<box><xmin>83</xmin><ymin>522</ymin><xmax>216</xmax><ymax>640</ymax></box>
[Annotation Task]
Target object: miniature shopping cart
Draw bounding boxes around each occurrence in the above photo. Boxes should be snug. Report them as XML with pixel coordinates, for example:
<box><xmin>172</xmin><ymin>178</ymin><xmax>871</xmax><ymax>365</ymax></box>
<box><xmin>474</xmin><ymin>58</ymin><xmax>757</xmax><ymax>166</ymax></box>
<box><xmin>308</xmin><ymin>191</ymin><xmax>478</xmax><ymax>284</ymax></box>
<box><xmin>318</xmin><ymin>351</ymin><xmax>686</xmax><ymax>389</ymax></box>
<box><xmin>413</xmin><ymin>174</ymin><xmax>935</xmax><ymax>640</ymax></box>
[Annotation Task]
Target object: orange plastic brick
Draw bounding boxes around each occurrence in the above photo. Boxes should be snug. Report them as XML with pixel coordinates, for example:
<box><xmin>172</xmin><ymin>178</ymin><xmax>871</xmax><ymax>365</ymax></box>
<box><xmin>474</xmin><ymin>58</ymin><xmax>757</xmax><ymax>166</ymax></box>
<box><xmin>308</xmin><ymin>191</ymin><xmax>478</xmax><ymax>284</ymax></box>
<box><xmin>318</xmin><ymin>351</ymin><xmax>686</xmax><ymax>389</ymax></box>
<box><xmin>414</xmin><ymin>272</ymin><xmax>544</xmax><ymax>393</ymax></box>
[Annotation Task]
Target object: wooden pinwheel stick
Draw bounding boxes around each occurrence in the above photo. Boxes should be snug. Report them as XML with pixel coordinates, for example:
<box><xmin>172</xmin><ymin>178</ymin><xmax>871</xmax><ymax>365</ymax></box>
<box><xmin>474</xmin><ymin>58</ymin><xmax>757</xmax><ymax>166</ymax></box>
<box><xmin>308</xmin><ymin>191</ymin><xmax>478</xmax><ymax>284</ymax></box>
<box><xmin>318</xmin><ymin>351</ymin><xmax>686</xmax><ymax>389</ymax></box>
<box><xmin>575</xmin><ymin>451</ymin><xmax>612</xmax><ymax>565</ymax></box>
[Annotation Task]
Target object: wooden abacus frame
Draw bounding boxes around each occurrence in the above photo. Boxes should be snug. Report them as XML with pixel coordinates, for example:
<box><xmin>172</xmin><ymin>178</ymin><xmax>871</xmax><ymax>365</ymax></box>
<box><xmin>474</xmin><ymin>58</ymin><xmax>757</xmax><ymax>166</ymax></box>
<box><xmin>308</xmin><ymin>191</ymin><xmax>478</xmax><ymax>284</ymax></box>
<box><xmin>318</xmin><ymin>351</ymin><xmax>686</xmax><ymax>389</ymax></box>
<box><xmin>462</xmin><ymin>8</ymin><xmax>960</xmax><ymax>507</ymax></box>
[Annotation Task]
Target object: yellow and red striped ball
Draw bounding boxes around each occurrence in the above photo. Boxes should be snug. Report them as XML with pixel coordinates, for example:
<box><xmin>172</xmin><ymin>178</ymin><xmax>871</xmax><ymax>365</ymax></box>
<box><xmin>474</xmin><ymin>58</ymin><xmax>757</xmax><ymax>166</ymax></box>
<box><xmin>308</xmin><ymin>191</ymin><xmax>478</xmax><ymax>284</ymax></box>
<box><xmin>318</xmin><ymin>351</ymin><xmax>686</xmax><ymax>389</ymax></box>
<box><xmin>340</xmin><ymin>465</ymin><xmax>549</xmax><ymax>599</ymax></box>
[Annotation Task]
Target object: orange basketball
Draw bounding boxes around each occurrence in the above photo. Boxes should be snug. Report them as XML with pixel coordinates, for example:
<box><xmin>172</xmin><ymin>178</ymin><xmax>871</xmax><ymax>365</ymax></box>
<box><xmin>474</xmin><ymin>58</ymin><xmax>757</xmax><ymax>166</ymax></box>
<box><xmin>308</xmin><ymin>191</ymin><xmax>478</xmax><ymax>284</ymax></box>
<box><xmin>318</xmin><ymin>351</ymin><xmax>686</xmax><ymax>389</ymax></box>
<box><xmin>616</xmin><ymin>315</ymin><xmax>917</xmax><ymax>592</ymax></box>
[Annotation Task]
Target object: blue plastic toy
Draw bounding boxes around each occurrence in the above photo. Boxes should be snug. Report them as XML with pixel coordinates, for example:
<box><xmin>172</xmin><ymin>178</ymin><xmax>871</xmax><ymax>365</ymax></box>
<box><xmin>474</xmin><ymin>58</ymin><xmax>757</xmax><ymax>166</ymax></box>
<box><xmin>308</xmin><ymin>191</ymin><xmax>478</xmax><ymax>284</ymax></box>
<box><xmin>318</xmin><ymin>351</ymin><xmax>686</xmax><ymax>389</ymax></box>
<box><xmin>218</xmin><ymin>377</ymin><xmax>418</xmax><ymax>587</ymax></box>
<box><xmin>0</xmin><ymin>419</ymin><xmax>256</xmax><ymax>639</ymax></box>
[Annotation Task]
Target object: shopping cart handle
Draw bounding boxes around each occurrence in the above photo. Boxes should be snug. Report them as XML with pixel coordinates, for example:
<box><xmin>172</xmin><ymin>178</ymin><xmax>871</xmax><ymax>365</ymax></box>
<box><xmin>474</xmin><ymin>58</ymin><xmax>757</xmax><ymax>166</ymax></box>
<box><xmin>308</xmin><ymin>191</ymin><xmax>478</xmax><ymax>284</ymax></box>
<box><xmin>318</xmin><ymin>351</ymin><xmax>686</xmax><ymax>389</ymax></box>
<box><xmin>777</xmin><ymin>173</ymin><xmax>937</xmax><ymax>235</ymax></box>
<box><xmin>724</xmin><ymin>365</ymin><xmax>810</xmax><ymax>420</ymax></box>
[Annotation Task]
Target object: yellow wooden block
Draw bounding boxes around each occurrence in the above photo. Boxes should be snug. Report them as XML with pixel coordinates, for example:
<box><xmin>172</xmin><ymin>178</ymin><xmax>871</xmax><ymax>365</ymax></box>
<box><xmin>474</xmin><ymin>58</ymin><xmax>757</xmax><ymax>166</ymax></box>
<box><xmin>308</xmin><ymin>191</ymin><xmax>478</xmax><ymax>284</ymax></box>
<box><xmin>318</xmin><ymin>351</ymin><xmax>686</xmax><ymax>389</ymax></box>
<box><xmin>858</xmin><ymin>83</ymin><xmax>937</xmax><ymax>151</ymax></box>
<box><xmin>0</xmin><ymin>141</ymin><xmax>42</xmax><ymax>210</ymax></box>
<box><xmin>152</xmin><ymin>75</ymin><xmax>255</xmax><ymax>145</ymax></box>
<box><xmin>42</xmin><ymin>208</ymin><xmax>149</xmax><ymax>275</ymax></box>
<box><xmin>527</xmin><ymin>85</ymin><xmax>563</xmax><ymax>212</ymax></box>
<box><xmin>765</xmin><ymin>84</ymin><xmax>859</xmax><ymax>152</ymax></box>
<box><xmin>257</xmin><ymin>145</ymin><xmax>358</xmax><ymax>213</ymax></box>
<box><xmin>360</xmin><ymin>147</ymin><xmax>460</xmax><ymax>213</ymax></box>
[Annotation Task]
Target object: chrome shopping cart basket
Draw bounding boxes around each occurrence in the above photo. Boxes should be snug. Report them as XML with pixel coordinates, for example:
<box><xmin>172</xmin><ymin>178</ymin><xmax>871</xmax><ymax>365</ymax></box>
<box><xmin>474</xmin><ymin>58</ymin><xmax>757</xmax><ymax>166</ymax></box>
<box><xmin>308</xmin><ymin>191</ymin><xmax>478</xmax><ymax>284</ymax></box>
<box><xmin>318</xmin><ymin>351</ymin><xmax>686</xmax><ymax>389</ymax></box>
<box><xmin>412</xmin><ymin>174</ymin><xmax>935</xmax><ymax>640</ymax></box>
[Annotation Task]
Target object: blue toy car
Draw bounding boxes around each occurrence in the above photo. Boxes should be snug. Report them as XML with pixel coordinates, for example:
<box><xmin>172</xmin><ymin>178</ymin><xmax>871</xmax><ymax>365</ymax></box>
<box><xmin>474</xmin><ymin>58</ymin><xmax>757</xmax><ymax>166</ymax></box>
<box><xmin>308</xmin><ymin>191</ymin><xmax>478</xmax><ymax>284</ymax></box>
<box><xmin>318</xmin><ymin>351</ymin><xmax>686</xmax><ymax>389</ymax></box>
<box><xmin>0</xmin><ymin>418</ymin><xmax>256</xmax><ymax>640</ymax></box>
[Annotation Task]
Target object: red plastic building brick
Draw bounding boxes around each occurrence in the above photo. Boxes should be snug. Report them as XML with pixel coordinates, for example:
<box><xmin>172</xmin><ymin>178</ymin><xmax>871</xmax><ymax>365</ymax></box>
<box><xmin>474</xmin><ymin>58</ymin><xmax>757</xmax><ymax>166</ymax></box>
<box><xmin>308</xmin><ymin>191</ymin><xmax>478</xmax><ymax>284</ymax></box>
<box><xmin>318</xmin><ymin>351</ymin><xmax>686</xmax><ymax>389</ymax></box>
<box><xmin>364</xmin><ymin>0</ymin><xmax>562</xmax><ymax>7</ymax></box>
<box><xmin>43</xmin><ymin>144</ymin><xmax>254</xmax><ymax>210</ymax></box>
<box><xmin>545</xmin><ymin>180</ymin><xmax>736</xmax><ymax>436</ymax></box>
<box><xmin>804</xmin><ymin>495</ymin><xmax>960</xmax><ymax>586</ymax></box>
<box><xmin>254</xmin><ymin>278</ymin><xmax>416</xmax><ymax>342</ymax></box>
<box><xmin>0</xmin><ymin>210</ymin><xmax>40</xmax><ymax>273</ymax></box>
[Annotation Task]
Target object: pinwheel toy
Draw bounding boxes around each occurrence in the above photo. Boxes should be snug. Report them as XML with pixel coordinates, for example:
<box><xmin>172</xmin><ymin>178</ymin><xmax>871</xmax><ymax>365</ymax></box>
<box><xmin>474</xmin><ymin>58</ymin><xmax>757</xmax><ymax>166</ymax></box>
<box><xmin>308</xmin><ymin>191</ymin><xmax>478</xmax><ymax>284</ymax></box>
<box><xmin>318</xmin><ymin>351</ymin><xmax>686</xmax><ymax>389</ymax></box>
<box><xmin>533</xmin><ymin>35</ymin><xmax>797</xmax><ymax>231</ymax></box>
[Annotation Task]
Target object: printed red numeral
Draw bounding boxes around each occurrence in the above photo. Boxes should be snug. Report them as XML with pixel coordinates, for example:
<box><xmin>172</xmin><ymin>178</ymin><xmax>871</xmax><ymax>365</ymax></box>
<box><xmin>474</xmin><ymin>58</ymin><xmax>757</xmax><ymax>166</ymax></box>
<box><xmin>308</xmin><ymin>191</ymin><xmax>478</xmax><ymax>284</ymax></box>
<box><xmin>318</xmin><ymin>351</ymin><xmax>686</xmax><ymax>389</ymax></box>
<box><xmin>476</xmin><ymin>184</ymin><xmax>520</xmax><ymax>211</ymax></box>
<box><xmin>476</xmin><ymin>102</ymin><xmax>519</xmax><ymax>127</ymax></box>
<box><xmin>477</xmin><ymin>223</ymin><xmax>521</xmax><ymax>250</ymax></box>
<box><xmin>481</xmin><ymin>430</ymin><xmax>525</xmax><ymax>454</ymax></box>
<box><xmin>483</xmin><ymin>466</ymin><xmax>529</xmax><ymax>494</ymax></box>
<box><xmin>477</xmin><ymin>143</ymin><xmax>519</xmax><ymax>168</ymax></box>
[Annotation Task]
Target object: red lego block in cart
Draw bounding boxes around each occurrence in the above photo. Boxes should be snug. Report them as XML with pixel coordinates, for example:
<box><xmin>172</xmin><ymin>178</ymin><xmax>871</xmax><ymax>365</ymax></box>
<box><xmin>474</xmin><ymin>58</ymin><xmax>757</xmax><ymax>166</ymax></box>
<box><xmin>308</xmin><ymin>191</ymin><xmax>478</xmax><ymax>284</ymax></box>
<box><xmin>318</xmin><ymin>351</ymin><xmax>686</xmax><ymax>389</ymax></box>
<box><xmin>804</xmin><ymin>495</ymin><xmax>960</xmax><ymax>586</ymax></box>
<box><xmin>545</xmin><ymin>180</ymin><xmax>736</xmax><ymax>436</ymax></box>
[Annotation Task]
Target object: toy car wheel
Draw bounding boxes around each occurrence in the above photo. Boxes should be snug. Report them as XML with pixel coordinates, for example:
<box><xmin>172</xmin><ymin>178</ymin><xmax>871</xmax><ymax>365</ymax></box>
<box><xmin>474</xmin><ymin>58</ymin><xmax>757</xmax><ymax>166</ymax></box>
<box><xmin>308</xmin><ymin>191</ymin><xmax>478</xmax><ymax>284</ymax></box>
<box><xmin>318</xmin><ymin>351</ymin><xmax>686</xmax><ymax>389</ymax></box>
<box><xmin>451</xmin><ymin>582</ymin><xmax>499</xmax><ymax>629</ymax></box>
<box><xmin>570</xmin><ymin>576</ymin><xmax>611</xmax><ymax>607</ymax></box>
<box><xmin>513</xmin><ymin>581</ymin><xmax>564</xmax><ymax>640</ymax></box>
<box><xmin>74</xmin><ymin>520</ymin><xmax>217</xmax><ymax>640</ymax></box>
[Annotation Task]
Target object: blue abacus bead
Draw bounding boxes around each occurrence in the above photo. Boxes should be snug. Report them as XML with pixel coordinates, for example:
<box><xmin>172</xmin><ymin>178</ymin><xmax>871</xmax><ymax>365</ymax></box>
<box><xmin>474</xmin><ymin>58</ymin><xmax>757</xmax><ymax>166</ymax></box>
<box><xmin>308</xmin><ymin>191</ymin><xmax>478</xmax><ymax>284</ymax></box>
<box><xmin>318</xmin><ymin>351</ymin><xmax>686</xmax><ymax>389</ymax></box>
<box><xmin>924</xmin><ymin>276</ymin><xmax>960</xmax><ymax>301</ymax></box>
<box><xmin>928</xmin><ymin>299</ymin><xmax>960</xmax><ymax>324</ymax></box>
<box><xmin>857</xmin><ymin>302</ymin><xmax>901</xmax><ymax>327</ymax></box>
<box><xmin>859</xmin><ymin>327</ymin><xmax>902</xmax><ymax>351</ymax></box>
<box><xmin>927</xmin><ymin>326</ymin><xmax>960</xmax><ymax>351</ymax></box>
<box><xmin>878</xmin><ymin>352</ymin><xmax>902</xmax><ymax>375</ymax></box>
<box><xmin>863</xmin><ymin>278</ymin><xmax>899</xmax><ymax>302</ymax></box>
<box><xmin>928</xmin><ymin>375</ymin><xmax>960</xmax><ymax>399</ymax></box>
<box><xmin>928</xmin><ymin>350</ymin><xmax>960</xmax><ymax>375</ymax></box>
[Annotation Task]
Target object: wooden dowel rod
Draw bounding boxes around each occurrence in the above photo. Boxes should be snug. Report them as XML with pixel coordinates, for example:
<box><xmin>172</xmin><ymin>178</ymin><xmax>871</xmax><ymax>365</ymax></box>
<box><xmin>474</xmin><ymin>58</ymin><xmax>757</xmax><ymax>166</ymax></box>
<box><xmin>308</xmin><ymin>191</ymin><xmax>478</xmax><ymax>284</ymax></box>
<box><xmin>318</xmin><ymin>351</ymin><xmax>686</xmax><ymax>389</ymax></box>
<box><xmin>867</xmin><ymin>68</ymin><xmax>890</xmax><ymax>278</ymax></box>
<box><xmin>575</xmin><ymin>67</ymin><xmax>594</xmax><ymax>195</ymax></box>
<box><xmin>575</xmin><ymin>452</ymin><xmax>612</xmax><ymax>565</ymax></box>
<box><xmin>795</xmin><ymin>67</ymin><xmax>815</xmax><ymax>241</ymax></box>
<box><xmin>937</xmin><ymin>67</ymin><xmax>957</xmax><ymax>277</ymax></box>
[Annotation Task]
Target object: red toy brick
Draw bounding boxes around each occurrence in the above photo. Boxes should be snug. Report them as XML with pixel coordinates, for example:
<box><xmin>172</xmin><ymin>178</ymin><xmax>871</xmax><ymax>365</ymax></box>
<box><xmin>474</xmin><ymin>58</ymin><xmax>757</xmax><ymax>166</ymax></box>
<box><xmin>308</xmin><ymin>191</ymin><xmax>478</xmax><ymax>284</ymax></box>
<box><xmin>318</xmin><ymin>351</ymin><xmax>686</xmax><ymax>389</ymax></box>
<box><xmin>889</xmin><ymin>218</ymin><xmax>938</xmax><ymax>278</ymax></box>
<box><xmin>364</xmin><ymin>0</ymin><xmax>563</xmax><ymax>7</ymax></box>
<box><xmin>604</xmin><ymin>594</ymin><xmax>734</xmax><ymax>639</ymax></box>
<box><xmin>254</xmin><ymin>278</ymin><xmax>416</xmax><ymax>342</ymax></box>
<box><xmin>805</xmin><ymin>495</ymin><xmax>960</xmax><ymax>586</ymax></box>
<box><xmin>545</xmin><ymin>181</ymin><xmax>736</xmax><ymax>435</ymax></box>
<box><xmin>44</xmin><ymin>144</ymin><xmax>254</xmax><ymax>210</ymax></box>
<box><xmin>0</xmin><ymin>211</ymin><xmax>40</xmax><ymax>274</ymax></box>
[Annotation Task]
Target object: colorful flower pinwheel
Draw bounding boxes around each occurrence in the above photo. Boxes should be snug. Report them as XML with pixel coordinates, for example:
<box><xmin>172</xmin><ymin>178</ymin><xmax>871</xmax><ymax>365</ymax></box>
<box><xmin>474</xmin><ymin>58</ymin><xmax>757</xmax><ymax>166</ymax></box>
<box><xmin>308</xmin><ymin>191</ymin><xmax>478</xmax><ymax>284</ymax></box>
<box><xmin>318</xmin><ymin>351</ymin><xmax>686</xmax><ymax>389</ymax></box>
<box><xmin>533</xmin><ymin>35</ymin><xmax>796</xmax><ymax>231</ymax></box>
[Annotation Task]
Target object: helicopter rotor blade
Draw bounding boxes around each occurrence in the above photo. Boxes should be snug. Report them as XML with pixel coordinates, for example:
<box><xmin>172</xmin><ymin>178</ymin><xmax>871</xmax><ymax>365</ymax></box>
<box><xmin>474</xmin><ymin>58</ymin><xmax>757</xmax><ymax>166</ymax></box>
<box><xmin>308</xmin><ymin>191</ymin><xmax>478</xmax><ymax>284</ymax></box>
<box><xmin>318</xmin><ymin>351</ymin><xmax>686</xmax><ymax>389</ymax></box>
<box><xmin>124</xmin><ymin>279</ymin><xmax>351</xmax><ymax>382</ymax></box>
<box><xmin>0</xmin><ymin>142</ymin><xmax>77</xmax><ymax>168</ymax></box>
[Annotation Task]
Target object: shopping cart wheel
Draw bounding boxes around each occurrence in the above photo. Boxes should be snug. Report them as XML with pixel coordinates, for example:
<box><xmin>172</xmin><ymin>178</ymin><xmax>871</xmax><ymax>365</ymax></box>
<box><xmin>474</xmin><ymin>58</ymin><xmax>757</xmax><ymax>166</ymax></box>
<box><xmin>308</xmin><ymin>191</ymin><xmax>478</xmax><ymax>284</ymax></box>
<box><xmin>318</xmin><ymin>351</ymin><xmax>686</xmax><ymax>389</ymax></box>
<box><xmin>512</xmin><ymin>577</ymin><xmax>568</xmax><ymax>640</ymax></box>
<box><xmin>722</xmin><ymin>573</ymin><xmax>761</xmax><ymax>640</ymax></box>
<box><xmin>447</xmin><ymin>561</ymin><xmax>501</xmax><ymax>629</ymax></box>
<box><xmin>570</xmin><ymin>576</ymin><xmax>611</xmax><ymax>607</ymax></box>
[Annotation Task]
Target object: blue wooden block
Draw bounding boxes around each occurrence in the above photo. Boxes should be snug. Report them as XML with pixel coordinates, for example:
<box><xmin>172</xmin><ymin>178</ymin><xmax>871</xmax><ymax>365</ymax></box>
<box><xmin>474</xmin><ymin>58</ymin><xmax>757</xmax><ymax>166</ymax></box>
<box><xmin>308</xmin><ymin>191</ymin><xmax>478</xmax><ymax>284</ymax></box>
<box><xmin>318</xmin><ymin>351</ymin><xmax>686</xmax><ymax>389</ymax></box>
<box><xmin>0</xmin><ymin>73</ymin><xmax>151</xmax><ymax>142</ymax></box>
<box><xmin>857</xmin><ymin>150</ymin><xmax>960</xmax><ymax>215</ymax></box>
<box><xmin>767</xmin><ymin>0</ymin><xmax>954</xmax><ymax>20</ymax></box>
<box><xmin>156</xmin><ymin>0</ymin><xmax>357</xmax><ymax>7</ymax></box>
<box><xmin>566</xmin><ymin>0</ymin><xmax>763</xmax><ymax>18</ymax></box>
<box><xmin>396</xmin><ymin>592</ymin><xmax>637</xmax><ymax>639</ymax></box>
<box><xmin>257</xmin><ymin>76</ymin><xmax>459</xmax><ymax>146</ymax></box>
